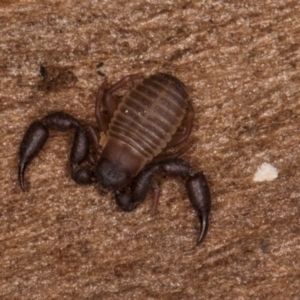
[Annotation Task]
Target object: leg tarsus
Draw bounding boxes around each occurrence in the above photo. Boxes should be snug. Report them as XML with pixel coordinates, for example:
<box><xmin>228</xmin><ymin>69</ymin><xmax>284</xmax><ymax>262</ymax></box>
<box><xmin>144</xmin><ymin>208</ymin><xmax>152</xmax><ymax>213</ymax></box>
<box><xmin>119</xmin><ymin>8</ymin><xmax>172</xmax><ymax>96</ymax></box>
<box><xmin>185</xmin><ymin>172</ymin><xmax>211</xmax><ymax>245</ymax></box>
<box><xmin>151</xmin><ymin>180</ymin><xmax>160</xmax><ymax>214</ymax></box>
<box><xmin>106</xmin><ymin>74</ymin><xmax>141</xmax><ymax>95</ymax></box>
<box><xmin>154</xmin><ymin>140</ymin><xmax>194</xmax><ymax>163</ymax></box>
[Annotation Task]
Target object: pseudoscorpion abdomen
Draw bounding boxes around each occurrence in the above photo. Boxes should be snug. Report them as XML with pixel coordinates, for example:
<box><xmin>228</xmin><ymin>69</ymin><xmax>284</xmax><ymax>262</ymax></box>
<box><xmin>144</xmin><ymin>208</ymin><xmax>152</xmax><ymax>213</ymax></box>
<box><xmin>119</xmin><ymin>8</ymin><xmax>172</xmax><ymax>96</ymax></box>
<box><xmin>107</xmin><ymin>73</ymin><xmax>189</xmax><ymax>161</ymax></box>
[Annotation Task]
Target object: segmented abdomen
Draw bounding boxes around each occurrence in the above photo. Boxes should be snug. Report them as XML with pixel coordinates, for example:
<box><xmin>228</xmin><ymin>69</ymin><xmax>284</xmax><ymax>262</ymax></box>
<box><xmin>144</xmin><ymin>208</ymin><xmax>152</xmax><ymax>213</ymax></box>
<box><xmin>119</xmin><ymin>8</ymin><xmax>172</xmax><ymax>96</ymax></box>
<box><xmin>107</xmin><ymin>73</ymin><xmax>189</xmax><ymax>162</ymax></box>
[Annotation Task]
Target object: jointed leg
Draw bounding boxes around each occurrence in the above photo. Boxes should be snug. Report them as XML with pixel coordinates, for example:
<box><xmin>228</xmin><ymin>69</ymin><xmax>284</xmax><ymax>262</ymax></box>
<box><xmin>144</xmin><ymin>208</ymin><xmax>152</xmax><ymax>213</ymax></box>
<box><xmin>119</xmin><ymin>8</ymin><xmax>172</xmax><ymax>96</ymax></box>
<box><xmin>151</xmin><ymin>180</ymin><xmax>161</xmax><ymax>214</ymax></box>
<box><xmin>87</xmin><ymin>125</ymin><xmax>102</xmax><ymax>155</ymax></box>
<box><xmin>115</xmin><ymin>158</ymin><xmax>211</xmax><ymax>245</ymax></box>
<box><xmin>104</xmin><ymin>73</ymin><xmax>141</xmax><ymax>116</ymax></box>
<box><xmin>95</xmin><ymin>80</ymin><xmax>109</xmax><ymax>132</ymax></box>
<box><xmin>166</xmin><ymin>101</ymin><xmax>195</xmax><ymax>148</ymax></box>
<box><xmin>95</xmin><ymin>74</ymin><xmax>141</xmax><ymax>130</ymax></box>
<box><xmin>153</xmin><ymin>139</ymin><xmax>194</xmax><ymax>163</ymax></box>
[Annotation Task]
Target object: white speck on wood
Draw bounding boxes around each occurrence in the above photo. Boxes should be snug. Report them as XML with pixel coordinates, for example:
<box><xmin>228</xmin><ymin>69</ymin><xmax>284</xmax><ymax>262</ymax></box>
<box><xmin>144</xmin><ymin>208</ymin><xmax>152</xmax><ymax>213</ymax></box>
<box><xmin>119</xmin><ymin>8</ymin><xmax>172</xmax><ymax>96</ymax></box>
<box><xmin>253</xmin><ymin>162</ymin><xmax>278</xmax><ymax>182</ymax></box>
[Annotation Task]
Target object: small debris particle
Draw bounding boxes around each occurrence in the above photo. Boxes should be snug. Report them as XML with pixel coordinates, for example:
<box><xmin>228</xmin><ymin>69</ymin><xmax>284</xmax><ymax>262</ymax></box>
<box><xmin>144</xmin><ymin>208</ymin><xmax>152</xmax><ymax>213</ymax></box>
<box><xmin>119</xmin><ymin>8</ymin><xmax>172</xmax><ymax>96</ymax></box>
<box><xmin>97</xmin><ymin>70</ymin><xmax>105</xmax><ymax>77</ymax></box>
<box><xmin>253</xmin><ymin>162</ymin><xmax>278</xmax><ymax>182</ymax></box>
<box><xmin>96</xmin><ymin>62</ymin><xmax>105</xmax><ymax>77</ymax></box>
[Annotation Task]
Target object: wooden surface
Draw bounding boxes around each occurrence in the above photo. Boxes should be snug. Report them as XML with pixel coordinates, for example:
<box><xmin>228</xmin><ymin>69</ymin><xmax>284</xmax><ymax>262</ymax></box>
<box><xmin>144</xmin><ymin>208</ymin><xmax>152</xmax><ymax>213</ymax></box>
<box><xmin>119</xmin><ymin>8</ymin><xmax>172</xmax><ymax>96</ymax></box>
<box><xmin>1</xmin><ymin>1</ymin><xmax>300</xmax><ymax>299</ymax></box>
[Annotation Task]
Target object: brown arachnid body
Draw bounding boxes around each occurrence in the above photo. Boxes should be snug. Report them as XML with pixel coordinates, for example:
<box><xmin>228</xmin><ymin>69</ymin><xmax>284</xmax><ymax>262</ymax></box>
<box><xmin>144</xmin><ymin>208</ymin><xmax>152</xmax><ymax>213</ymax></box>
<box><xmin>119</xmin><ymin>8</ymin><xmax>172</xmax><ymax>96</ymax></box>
<box><xmin>18</xmin><ymin>73</ymin><xmax>211</xmax><ymax>245</ymax></box>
